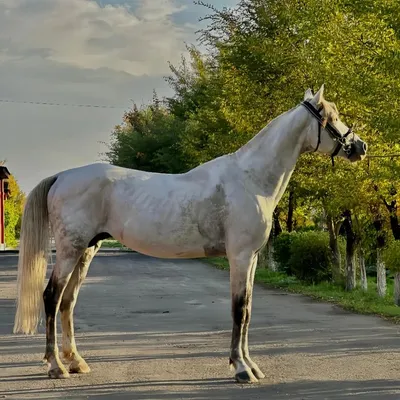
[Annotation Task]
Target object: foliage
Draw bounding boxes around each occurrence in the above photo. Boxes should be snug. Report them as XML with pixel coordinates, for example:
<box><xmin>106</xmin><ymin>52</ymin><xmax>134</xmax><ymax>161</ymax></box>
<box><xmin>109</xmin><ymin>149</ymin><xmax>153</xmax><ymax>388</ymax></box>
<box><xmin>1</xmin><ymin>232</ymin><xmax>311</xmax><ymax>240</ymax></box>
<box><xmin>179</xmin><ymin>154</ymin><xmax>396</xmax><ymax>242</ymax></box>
<box><xmin>101</xmin><ymin>239</ymin><xmax>130</xmax><ymax>250</ymax></box>
<box><xmin>383</xmin><ymin>240</ymin><xmax>400</xmax><ymax>273</ymax></box>
<box><xmin>4</xmin><ymin>174</ymin><xmax>25</xmax><ymax>248</ymax></box>
<box><xmin>273</xmin><ymin>232</ymin><xmax>295</xmax><ymax>274</ymax></box>
<box><xmin>104</xmin><ymin>94</ymin><xmax>189</xmax><ymax>173</ymax></box>
<box><xmin>165</xmin><ymin>46</ymin><xmax>240</xmax><ymax>168</ymax></box>
<box><xmin>287</xmin><ymin>231</ymin><xmax>333</xmax><ymax>283</ymax></box>
<box><xmin>273</xmin><ymin>230</ymin><xmax>346</xmax><ymax>282</ymax></box>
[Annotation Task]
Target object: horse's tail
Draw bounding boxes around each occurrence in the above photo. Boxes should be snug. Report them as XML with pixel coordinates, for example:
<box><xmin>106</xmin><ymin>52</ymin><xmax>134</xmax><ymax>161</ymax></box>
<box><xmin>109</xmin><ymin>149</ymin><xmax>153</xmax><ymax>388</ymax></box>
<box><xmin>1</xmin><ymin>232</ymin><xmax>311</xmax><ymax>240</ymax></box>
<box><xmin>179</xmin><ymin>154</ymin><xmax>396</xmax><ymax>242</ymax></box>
<box><xmin>13</xmin><ymin>175</ymin><xmax>58</xmax><ymax>335</ymax></box>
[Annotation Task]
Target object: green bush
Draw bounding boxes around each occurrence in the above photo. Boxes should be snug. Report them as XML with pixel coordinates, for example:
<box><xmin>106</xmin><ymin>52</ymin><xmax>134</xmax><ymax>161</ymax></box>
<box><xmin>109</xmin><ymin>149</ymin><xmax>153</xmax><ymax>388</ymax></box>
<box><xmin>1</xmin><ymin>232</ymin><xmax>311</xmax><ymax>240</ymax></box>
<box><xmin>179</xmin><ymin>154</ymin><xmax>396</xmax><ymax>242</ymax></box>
<box><xmin>287</xmin><ymin>231</ymin><xmax>333</xmax><ymax>284</ymax></box>
<box><xmin>273</xmin><ymin>232</ymin><xmax>295</xmax><ymax>274</ymax></box>
<box><xmin>3</xmin><ymin>174</ymin><xmax>25</xmax><ymax>249</ymax></box>
<box><xmin>4</xmin><ymin>204</ymin><xmax>19</xmax><ymax>248</ymax></box>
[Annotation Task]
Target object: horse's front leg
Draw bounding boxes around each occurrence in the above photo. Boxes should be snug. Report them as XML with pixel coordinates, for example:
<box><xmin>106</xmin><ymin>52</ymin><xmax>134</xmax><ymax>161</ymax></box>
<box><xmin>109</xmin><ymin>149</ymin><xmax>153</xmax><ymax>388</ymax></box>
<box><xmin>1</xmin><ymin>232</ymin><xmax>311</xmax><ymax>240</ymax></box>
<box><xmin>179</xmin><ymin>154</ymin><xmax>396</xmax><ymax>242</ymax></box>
<box><xmin>228</xmin><ymin>251</ymin><xmax>264</xmax><ymax>383</ymax></box>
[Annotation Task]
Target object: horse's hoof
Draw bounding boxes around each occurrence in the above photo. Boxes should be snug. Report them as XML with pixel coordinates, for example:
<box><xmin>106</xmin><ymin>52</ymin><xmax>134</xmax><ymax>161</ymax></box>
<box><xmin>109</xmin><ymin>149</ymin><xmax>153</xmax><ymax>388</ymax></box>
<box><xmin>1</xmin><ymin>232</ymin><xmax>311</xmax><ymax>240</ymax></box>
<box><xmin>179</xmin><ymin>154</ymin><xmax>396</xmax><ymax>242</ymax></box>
<box><xmin>235</xmin><ymin>370</ymin><xmax>259</xmax><ymax>384</ymax></box>
<box><xmin>48</xmin><ymin>366</ymin><xmax>70</xmax><ymax>379</ymax></box>
<box><xmin>69</xmin><ymin>359</ymin><xmax>91</xmax><ymax>374</ymax></box>
<box><xmin>251</xmin><ymin>367</ymin><xmax>265</xmax><ymax>379</ymax></box>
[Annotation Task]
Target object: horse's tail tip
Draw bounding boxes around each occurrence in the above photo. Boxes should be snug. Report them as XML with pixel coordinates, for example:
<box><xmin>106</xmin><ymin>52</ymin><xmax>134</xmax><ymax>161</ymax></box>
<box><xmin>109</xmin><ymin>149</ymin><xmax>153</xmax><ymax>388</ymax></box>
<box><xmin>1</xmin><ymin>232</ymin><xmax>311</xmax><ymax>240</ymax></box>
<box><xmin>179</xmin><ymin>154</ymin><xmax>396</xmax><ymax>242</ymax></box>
<box><xmin>13</xmin><ymin>319</ymin><xmax>39</xmax><ymax>335</ymax></box>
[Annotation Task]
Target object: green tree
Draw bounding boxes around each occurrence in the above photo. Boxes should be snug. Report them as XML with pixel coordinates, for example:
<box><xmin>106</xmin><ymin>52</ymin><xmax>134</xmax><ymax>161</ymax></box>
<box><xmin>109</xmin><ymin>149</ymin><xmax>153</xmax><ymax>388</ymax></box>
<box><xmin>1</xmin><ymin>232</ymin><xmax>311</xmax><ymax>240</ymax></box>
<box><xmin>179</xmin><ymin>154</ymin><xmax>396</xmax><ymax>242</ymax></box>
<box><xmin>3</xmin><ymin>173</ymin><xmax>25</xmax><ymax>248</ymax></box>
<box><xmin>104</xmin><ymin>93</ymin><xmax>188</xmax><ymax>173</ymax></box>
<box><xmin>165</xmin><ymin>46</ymin><xmax>240</xmax><ymax>167</ymax></box>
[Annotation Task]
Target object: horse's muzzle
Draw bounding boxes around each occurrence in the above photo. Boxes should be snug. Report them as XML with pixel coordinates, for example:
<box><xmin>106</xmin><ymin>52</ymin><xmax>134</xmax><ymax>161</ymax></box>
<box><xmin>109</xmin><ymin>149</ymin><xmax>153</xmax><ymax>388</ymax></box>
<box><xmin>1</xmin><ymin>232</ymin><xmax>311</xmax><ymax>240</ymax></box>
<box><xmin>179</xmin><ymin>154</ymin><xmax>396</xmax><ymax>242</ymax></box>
<box><xmin>348</xmin><ymin>140</ymin><xmax>367</xmax><ymax>162</ymax></box>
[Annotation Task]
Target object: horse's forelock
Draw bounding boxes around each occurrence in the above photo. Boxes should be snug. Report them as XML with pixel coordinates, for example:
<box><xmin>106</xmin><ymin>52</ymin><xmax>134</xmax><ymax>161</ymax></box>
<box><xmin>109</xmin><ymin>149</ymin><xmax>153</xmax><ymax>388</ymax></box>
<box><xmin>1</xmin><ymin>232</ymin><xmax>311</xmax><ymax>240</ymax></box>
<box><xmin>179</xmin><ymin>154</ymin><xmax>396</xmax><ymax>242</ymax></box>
<box><xmin>320</xmin><ymin>99</ymin><xmax>338</xmax><ymax>127</ymax></box>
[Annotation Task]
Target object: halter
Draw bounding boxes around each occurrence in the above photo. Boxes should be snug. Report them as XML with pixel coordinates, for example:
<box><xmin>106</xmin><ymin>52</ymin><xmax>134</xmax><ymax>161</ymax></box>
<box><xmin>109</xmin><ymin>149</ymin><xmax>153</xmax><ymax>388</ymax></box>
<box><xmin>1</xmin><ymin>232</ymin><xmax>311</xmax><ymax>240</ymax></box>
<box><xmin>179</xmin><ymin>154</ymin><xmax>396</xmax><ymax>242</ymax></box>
<box><xmin>301</xmin><ymin>100</ymin><xmax>354</xmax><ymax>165</ymax></box>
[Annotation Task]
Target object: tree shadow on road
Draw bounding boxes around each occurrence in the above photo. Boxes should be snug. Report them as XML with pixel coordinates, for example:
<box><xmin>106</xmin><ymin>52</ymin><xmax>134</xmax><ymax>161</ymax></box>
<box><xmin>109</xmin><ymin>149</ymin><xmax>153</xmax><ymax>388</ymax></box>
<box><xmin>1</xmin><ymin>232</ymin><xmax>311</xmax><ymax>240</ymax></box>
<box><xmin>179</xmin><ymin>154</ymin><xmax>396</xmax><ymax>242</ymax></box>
<box><xmin>1</xmin><ymin>378</ymin><xmax>400</xmax><ymax>399</ymax></box>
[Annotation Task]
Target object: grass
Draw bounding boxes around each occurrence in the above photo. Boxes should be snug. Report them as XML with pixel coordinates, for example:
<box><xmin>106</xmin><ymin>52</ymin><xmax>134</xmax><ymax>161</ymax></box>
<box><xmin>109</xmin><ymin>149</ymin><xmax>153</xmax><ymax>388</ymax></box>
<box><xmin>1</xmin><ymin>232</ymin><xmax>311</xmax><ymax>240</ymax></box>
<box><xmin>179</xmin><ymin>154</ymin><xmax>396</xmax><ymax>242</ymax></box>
<box><xmin>207</xmin><ymin>257</ymin><xmax>400</xmax><ymax>324</ymax></box>
<box><xmin>100</xmin><ymin>239</ymin><xmax>129</xmax><ymax>249</ymax></box>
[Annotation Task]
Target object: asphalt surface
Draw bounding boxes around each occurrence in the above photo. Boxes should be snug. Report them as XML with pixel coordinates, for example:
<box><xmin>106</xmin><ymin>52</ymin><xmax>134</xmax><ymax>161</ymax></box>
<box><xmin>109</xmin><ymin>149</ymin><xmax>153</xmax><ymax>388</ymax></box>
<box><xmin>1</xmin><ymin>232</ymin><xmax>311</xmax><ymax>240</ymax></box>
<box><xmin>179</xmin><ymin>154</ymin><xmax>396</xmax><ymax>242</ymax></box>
<box><xmin>0</xmin><ymin>252</ymin><xmax>400</xmax><ymax>399</ymax></box>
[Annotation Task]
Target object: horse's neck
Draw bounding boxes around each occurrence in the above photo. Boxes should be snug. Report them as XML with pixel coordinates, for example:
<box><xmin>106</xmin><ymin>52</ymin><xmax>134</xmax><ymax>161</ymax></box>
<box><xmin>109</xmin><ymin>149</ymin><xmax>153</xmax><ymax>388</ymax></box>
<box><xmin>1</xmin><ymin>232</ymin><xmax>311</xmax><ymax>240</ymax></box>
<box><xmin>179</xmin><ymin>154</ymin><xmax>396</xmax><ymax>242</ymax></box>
<box><xmin>235</xmin><ymin>106</ymin><xmax>308</xmax><ymax>205</ymax></box>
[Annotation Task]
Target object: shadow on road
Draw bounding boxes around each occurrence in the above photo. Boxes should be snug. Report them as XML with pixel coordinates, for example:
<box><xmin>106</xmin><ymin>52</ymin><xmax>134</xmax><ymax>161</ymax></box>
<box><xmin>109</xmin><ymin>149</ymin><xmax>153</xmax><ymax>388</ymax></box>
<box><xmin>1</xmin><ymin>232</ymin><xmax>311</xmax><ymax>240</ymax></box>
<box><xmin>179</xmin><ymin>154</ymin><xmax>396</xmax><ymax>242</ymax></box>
<box><xmin>1</xmin><ymin>253</ymin><xmax>400</xmax><ymax>399</ymax></box>
<box><xmin>0</xmin><ymin>378</ymin><xmax>400</xmax><ymax>399</ymax></box>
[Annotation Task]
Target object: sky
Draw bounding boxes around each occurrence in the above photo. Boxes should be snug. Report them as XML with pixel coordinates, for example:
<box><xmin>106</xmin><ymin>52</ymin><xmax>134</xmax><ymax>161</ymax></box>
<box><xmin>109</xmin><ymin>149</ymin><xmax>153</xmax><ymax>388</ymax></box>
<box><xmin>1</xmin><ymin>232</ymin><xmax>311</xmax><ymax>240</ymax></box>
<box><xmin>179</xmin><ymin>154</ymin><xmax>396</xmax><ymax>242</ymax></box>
<box><xmin>0</xmin><ymin>0</ymin><xmax>238</xmax><ymax>193</ymax></box>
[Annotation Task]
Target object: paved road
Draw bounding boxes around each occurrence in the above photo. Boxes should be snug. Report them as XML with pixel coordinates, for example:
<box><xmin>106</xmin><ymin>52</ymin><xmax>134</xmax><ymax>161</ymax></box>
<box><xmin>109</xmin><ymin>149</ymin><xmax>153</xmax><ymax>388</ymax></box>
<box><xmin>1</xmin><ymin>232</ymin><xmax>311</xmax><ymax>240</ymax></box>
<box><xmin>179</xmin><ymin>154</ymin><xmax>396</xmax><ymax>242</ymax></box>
<box><xmin>0</xmin><ymin>253</ymin><xmax>400</xmax><ymax>399</ymax></box>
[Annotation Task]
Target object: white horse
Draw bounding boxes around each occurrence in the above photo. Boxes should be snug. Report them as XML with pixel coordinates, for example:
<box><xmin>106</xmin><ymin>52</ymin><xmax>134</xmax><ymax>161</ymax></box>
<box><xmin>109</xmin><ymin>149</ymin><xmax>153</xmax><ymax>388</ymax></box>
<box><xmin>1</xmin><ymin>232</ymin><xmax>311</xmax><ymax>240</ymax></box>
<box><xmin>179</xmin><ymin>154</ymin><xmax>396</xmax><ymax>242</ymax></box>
<box><xmin>13</xmin><ymin>85</ymin><xmax>367</xmax><ymax>383</ymax></box>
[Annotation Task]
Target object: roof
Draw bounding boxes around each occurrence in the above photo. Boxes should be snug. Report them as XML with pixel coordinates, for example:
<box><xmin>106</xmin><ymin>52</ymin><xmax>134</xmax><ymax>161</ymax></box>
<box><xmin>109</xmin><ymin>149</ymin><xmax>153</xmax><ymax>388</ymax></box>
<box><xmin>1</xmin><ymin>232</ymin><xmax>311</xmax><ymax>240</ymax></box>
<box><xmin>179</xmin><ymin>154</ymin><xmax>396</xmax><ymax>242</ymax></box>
<box><xmin>0</xmin><ymin>166</ymin><xmax>10</xmax><ymax>180</ymax></box>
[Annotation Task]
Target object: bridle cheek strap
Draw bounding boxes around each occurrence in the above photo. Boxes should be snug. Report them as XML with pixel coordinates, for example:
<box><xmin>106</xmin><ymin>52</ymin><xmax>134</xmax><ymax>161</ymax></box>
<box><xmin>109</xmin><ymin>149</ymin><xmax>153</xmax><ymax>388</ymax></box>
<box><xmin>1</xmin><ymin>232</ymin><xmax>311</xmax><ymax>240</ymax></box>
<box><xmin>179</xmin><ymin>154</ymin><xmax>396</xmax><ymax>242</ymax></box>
<box><xmin>301</xmin><ymin>101</ymin><xmax>324</xmax><ymax>152</ymax></box>
<box><xmin>314</xmin><ymin>116</ymin><xmax>322</xmax><ymax>153</ymax></box>
<box><xmin>301</xmin><ymin>101</ymin><xmax>353</xmax><ymax>163</ymax></box>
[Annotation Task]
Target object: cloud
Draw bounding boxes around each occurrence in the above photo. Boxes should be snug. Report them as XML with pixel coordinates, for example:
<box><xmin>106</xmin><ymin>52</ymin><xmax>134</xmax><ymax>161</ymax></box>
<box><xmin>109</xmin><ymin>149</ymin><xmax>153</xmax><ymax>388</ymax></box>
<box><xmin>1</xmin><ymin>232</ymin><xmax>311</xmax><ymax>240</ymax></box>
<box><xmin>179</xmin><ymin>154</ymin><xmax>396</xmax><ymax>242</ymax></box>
<box><xmin>0</xmin><ymin>0</ymin><xmax>236</xmax><ymax>193</ymax></box>
<box><xmin>0</xmin><ymin>0</ymin><xmax>194</xmax><ymax>76</ymax></box>
<box><xmin>0</xmin><ymin>60</ymin><xmax>173</xmax><ymax>193</ymax></box>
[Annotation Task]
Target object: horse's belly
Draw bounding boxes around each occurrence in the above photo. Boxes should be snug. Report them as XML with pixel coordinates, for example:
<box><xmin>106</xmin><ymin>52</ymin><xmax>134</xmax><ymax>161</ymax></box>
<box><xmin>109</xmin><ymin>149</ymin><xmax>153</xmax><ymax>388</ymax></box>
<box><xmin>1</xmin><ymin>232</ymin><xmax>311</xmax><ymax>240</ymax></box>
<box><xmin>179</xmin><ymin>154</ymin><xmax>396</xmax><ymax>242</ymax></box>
<box><xmin>107</xmin><ymin>190</ymin><xmax>227</xmax><ymax>259</ymax></box>
<box><xmin>112</xmin><ymin>222</ymin><xmax>212</xmax><ymax>259</ymax></box>
<box><xmin>119</xmin><ymin>235</ymin><xmax>207</xmax><ymax>259</ymax></box>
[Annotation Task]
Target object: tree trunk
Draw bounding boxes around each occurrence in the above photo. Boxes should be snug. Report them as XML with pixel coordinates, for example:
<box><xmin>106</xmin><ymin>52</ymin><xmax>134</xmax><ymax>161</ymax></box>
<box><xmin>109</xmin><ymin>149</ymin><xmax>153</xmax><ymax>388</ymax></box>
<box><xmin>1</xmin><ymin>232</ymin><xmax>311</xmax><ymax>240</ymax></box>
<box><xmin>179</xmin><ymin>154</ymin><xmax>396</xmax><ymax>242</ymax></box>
<box><xmin>376</xmin><ymin>248</ymin><xmax>387</xmax><ymax>297</ymax></box>
<box><xmin>382</xmin><ymin>199</ymin><xmax>400</xmax><ymax>240</ymax></box>
<box><xmin>346</xmin><ymin>252</ymin><xmax>356</xmax><ymax>291</ymax></box>
<box><xmin>273</xmin><ymin>208</ymin><xmax>283</xmax><ymax>237</ymax></box>
<box><xmin>257</xmin><ymin>208</ymin><xmax>281</xmax><ymax>271</ymax></box>
<box><xmin>342</xmin><ymin>210</ymin><xmax>357</xmax><ymax>291</ymax></box>
<box><xmin>287</xmin><ymin>190</ymin><xmax>295</xmax><ymax>232</ymax></box>
<box><xmin>326</xmin><ymin>214</ymin><xmax>342</xmax><ymax>284</ymax></box>
<box><xmin>394</xmin><ymin>272</ymin><xmax>400</xmax><ymax>306</ymax></box>
<box><xmin>266</xmin><ymin>237</ymin><xmax>277</xmax><ymax>271</ymax></box>
<box><xmin>257</xmin><ymin>245</ymin><xmax>267</xmax><ymax>269</ymax></box>
<box><xmin>359</xmin><ymin>248</ymin><xmax>368</xmax><ymax>291</ymax></box>
<box><xmin>373</xmin><ymin>216</ymin><xmax>387</xmax><ymax>297</ymax></box>
<box><xmin>389</xmin><ymin>213</ymin><xmax>400</xmax><ymax>240</ymax></box>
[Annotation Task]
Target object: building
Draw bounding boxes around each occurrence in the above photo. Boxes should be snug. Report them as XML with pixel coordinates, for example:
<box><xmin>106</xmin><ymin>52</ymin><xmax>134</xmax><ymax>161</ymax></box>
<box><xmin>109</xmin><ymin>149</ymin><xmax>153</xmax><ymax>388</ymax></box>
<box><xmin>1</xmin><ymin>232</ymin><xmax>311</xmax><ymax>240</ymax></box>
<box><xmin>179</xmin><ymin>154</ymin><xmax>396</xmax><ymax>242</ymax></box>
<box><xmin>0</xmin><ymin>166</ymin><xmax>11</xmax><ymax>250</ymax></box>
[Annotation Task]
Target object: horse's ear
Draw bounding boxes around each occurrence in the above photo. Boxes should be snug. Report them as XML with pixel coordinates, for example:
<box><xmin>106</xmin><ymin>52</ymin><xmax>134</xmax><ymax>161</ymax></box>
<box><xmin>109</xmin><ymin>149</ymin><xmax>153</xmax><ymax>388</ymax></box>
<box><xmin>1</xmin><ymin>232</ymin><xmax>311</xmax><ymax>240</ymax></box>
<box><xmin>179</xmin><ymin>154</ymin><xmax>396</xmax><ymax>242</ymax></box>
<box><xmin>313</xmin><ymin>84</ymin><xmax>325</xmax><ymax>105</ymax></box>
<box><xmin>304</xmin><ymin>88</ymin><xmax>314</xmax><ymax>100</ymax></box>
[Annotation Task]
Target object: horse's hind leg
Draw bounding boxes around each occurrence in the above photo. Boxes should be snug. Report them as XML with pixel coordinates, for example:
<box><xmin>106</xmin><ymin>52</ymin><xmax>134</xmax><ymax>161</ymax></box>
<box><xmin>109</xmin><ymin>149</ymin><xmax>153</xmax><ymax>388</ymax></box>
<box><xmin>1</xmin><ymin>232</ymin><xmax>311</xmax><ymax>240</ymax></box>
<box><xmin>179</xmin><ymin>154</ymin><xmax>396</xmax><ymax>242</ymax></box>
<box><xmin>228</xmin><ymin>250</ymin><xmax>263</xmax><ymax>384</ymax></box>
<box><xmin>60</xmin><ymin>244</ymin><xmax>100</xmax><ymax>374</ymax></box>
<box><xmin>241</xmin><ymin>255</ymin><xmax>265</xmax><ymax>379</ymax></box>
<box><xmin>43</xmin><ymin>248</ymin><xmax>83</xmax><ymax>379</ymax></box>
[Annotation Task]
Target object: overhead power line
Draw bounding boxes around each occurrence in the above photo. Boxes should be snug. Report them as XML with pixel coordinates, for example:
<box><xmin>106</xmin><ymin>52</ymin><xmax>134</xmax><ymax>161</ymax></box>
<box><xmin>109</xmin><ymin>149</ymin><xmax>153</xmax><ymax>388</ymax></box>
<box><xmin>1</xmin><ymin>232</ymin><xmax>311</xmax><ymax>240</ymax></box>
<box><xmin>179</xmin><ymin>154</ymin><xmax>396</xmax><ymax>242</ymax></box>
<box><xmin>367</xmin><ymin>154</ymin><xmax>400</xmax><ymax>158</ymax></box>
<box><xmin>0</xmin><ymin>98</ymin><xmax>127</xmax><ymax>109</ymax></box>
